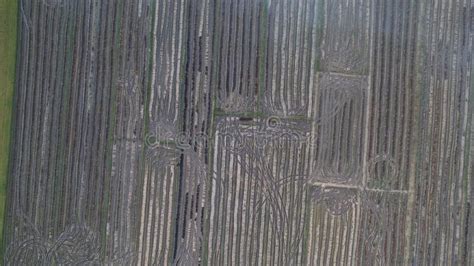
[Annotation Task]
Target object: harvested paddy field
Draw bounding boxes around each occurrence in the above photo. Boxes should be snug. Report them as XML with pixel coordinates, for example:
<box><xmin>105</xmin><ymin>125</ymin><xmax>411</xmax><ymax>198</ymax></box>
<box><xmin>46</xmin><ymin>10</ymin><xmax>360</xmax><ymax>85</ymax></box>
<box><xmin>1</xmin><ymin>0</ymin><xmax>473</xmax><ymax>265</ymax></box>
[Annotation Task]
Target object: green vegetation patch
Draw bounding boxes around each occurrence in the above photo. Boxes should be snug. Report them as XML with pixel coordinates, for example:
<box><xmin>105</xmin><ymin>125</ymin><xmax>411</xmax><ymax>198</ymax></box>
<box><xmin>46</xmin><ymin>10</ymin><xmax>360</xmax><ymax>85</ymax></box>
<box><xmin>0</xmin><ymin>0</ymin><xmax>18</xmax><ymax>257</ymax></box>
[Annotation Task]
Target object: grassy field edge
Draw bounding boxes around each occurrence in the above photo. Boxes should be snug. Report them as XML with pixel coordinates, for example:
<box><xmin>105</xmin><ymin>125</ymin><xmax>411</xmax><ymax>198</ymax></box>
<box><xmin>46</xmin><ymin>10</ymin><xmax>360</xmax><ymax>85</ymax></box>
<box><xmin>0</xmin><ymin>0</ymin><xmax>18</xmax><ymax>259</ymax></box>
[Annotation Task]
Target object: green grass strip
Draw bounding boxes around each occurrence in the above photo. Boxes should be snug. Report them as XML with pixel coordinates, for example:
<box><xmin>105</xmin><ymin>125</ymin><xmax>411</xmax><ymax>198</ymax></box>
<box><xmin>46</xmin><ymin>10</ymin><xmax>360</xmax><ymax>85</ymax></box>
<box><xmin>0</xmin><ymin>0</ymin><xmax>18</xmax><ymax>259</ymax></box>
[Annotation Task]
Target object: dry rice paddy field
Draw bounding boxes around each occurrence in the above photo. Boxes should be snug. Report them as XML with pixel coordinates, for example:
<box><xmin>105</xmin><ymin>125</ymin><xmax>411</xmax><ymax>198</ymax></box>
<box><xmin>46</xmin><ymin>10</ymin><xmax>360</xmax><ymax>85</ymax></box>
<box><xmin>1</xmin><ymin>0</ymin><xmax>473</xmax><ymax>265</ymax></box>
